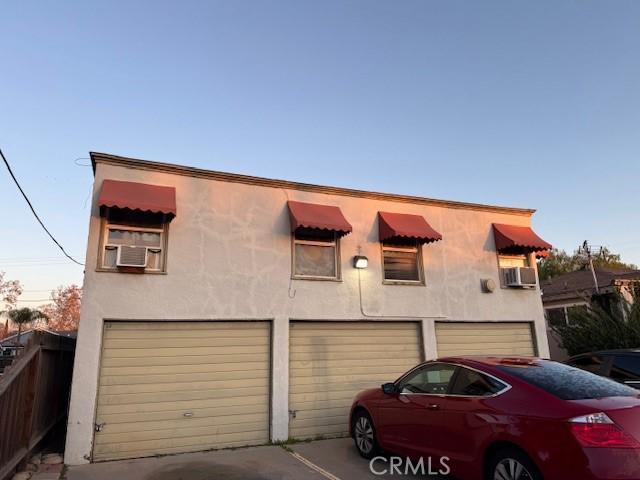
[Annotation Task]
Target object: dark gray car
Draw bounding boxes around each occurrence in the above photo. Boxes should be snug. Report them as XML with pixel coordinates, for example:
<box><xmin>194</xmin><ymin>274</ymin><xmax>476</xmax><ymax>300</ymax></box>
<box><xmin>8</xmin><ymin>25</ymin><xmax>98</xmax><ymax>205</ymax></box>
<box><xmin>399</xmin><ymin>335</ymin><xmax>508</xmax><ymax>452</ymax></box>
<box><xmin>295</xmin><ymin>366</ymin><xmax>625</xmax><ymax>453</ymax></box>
<box><xmin>566</xmin><ymin>350</ymin><xmax>640</xmax><ymax>389</ymax></box>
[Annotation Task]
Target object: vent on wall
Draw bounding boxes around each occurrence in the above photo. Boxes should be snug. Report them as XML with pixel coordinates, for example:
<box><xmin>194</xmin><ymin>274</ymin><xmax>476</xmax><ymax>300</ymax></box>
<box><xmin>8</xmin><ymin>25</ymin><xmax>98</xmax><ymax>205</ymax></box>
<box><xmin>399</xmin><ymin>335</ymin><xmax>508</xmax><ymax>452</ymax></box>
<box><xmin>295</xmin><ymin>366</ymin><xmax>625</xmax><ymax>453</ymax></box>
<box><xmin>116</xmin><ymin>246</ymin><xmax>148</xmax><ymax>268</ymax></box>
<box><xmin>503</xmin><ymin>267</ymin><xmax>537</xmax><ymax>288</ymax></box>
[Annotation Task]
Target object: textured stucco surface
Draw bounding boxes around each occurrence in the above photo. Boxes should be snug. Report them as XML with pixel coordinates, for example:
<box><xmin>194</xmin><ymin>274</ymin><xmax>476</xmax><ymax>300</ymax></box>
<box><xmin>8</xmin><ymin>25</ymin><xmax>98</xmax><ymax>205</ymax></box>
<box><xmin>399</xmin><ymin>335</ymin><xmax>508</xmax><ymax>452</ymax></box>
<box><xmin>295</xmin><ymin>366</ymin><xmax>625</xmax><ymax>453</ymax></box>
<box><xmin>65</xmin><ymin>161</ymin><xmax>549</xmax><ymax>464</ymax></box>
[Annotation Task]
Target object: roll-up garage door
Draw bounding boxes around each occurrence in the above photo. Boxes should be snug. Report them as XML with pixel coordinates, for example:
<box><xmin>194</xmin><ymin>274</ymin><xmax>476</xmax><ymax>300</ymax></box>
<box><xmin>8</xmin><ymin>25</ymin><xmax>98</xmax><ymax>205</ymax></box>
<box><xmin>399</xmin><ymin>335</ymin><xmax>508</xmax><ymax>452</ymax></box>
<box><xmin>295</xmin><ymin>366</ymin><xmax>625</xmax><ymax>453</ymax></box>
<box><xmin>289</xmin><ymin>321</ymin><xmax>423</xmax><ymax>439</ymax></box>
<box><xmin>435</xmin><ymin>322</ymin><xmax>536</xmax><ymax>357</ymax></box>
<box><xmin>93</xmin><ymin>321</ymin><xmax>271</xmax><ymax>461</ymax></box>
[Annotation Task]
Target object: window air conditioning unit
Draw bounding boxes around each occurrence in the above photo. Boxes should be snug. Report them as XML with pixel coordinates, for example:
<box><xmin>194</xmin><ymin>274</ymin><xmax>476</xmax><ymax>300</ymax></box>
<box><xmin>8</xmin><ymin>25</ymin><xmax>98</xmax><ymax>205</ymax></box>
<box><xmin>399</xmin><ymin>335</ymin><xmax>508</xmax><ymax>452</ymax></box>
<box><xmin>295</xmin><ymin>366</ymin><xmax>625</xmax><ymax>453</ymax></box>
<box><xmin>503</xmin><ymin>267</ymin><xmax>537</xmax><ymax>288</ymax></box>
<box><xmin>116</xmin><ymin>246</ymin><xmax>148</xmax><ymax>268</ymax></box>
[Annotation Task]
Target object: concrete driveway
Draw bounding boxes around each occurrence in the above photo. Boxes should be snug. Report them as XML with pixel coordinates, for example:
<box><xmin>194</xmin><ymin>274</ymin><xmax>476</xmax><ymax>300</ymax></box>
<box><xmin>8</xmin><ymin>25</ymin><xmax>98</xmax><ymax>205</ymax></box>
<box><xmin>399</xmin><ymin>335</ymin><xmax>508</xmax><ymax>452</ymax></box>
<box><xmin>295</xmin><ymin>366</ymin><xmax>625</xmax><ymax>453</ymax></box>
<box><xmin>65</xmin><ymin>438</ymin><xmax>431</xmax><ymax>480</ymax></box>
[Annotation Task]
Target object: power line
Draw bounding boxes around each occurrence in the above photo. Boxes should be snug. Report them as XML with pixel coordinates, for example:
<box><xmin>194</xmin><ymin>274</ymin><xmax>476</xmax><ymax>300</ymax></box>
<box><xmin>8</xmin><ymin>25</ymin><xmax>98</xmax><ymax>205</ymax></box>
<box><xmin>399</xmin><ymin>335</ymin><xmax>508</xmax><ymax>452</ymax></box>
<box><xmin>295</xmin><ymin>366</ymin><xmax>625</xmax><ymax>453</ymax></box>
<box><xmin>0</xmin><ymin>148</ymin><xmax>84</xmax><ymax>266</ymax></box>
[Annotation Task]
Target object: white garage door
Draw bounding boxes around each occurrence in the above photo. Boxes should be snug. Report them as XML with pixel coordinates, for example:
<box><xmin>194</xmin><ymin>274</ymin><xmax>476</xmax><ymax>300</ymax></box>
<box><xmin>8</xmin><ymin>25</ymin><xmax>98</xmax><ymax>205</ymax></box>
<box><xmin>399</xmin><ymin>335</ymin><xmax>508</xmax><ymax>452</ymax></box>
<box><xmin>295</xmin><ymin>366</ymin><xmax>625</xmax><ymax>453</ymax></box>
<box><xmin>289</xmin><ymin>321</ymin><xmax>423</xmax><ymax>439</ymax></box>
<box><xmin>436</xmin><ymin>322</ymin><xmax>536</xmax><ymax>357</ymax></box>
<box><xmin>93</xmin><ymin>321</ymin><xmax>271</xmax><ymax>461</ymax></box>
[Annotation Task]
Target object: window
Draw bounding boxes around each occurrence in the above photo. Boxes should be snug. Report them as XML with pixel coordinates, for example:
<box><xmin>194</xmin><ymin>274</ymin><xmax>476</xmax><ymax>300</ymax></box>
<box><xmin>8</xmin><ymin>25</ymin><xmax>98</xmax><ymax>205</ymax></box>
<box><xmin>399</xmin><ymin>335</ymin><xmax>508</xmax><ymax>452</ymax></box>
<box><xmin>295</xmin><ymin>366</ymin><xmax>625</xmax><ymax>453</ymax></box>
<box><xmin>100</xmin><ymin>222</ymin><xmax>166</xmax><ymax>272</ymax></box>
<box><xmin>567</xmin><ymin>355</ymin><xmax>606</xmax><ymax>375</ymax></box>
<box><xmin>382</xmin><ymin>240</ymin><xmax>423</xmax><ymax>283</ymax></box>
<box><xmin>450</xmin><ymin>367</ymin><xmax>508</xmax><ymax>396</ymax></box>
<box><xmin>398</xmin><ymin>363</ymin><xmax>456</xmax><ymax>394</ymax></box>
<box><xmin>567</xmin><ymin>305</ymin><xmax>589</xmax><ymax>321</ymax></box>
<box><xmin>292</xmin><ymin>230</ymin><xmax>339</xmax><ymax>279</ymax></box>
<box><xmin>610</xmin><ymin>355</ymin><xmax>640</xmax><ymax>387</ymax></box>
<box><xmin>498</xmin><ymin>254</ymin><xmax>529</xmax><ymax>268</ymax></box>
<box><xmin>496</xmin><ymin>360</ymin><xmax>637</xmax><ymax>400</ymax></box>
<box><xmin>546</xmin><ymin>308</ymin><xmax>568</xmax><ymax>328</ymax></box>
<box><xmin>498</xmin><ymin>253</ymin><xmax>537</xmax><ymax>286</ymax></box>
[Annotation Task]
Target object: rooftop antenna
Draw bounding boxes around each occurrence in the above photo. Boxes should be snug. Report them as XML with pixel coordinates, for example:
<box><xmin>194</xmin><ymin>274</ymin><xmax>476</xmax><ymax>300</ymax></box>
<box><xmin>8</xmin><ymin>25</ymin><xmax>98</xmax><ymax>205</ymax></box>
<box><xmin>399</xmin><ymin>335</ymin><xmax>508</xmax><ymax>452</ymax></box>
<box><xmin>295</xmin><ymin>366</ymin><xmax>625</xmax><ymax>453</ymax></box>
<box><xmin>577</xmin><ymin>240</ymin><xmax>602</xmax><ymax>294</ymax></box>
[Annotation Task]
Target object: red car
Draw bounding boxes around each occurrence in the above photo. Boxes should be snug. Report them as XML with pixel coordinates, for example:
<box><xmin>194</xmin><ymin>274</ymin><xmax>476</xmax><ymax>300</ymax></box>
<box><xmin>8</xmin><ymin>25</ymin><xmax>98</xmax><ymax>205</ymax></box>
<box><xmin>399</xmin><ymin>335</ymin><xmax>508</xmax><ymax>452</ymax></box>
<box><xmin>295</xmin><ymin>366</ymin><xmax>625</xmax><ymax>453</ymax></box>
<box><xmin>349</xmin><ymin>357</ymin><xmax>640</xmax><ymax>480</ymax></box>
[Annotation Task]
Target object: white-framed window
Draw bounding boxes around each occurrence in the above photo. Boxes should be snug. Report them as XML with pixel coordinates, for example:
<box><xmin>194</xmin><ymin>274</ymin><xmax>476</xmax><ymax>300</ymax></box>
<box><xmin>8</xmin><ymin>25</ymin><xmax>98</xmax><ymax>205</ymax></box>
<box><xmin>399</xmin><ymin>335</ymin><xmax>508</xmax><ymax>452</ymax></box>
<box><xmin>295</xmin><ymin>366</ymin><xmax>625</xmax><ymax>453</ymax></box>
<box><xmin>100</xmin><ymin>223</ymin><xmax>166</xmax><ymax>272</ymax></box>
<box><xmin>292</xmin><ymin>230</ymin><xmax>340</xmax><ymax>280</ymax></box>
<box><xmin>382</xmin><ymin>240</ymin><xmax>424</xmax><ymax>284</ymax></box>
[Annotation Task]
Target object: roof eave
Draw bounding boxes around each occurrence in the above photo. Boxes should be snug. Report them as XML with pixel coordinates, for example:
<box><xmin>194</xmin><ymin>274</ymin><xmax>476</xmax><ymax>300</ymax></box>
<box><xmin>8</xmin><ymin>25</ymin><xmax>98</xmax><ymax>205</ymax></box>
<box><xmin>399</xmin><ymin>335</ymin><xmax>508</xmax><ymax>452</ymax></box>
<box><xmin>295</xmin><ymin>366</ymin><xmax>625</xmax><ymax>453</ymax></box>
<box><xmin>90</xmin><ymin>152</ymin><xmax>538</xmax><ymax>216</ymax></box>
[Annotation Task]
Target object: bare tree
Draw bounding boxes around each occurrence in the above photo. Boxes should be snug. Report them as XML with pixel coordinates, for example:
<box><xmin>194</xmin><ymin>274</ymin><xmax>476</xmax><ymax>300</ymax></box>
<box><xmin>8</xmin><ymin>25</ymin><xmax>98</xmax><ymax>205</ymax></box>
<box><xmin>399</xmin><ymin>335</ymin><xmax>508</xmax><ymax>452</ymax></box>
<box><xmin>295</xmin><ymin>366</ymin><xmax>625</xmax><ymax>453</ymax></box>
<box><xmin>40</xmin><ymin>285</ymin><xmax>82</xmax><ymax>331</ymax></box>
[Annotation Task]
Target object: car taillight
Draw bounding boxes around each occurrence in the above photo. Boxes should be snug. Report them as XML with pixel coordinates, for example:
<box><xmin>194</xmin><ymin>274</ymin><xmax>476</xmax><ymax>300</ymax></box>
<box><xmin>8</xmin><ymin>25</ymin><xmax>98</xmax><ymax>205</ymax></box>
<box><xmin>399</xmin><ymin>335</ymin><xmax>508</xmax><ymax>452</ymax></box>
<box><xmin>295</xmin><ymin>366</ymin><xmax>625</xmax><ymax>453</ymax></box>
<box><xmin>569</xmin><ymin>413</ymin><xmax>640</xmax><ymax>449</ymax></box>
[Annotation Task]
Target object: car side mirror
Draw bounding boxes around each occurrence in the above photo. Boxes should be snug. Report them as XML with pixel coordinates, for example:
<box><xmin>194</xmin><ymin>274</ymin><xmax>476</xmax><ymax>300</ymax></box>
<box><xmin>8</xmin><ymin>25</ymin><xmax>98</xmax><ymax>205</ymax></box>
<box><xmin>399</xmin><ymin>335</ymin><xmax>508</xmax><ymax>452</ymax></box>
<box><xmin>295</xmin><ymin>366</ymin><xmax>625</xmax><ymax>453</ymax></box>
<box><xmin>382</xmin><ymin>382</ymin><xmax>398</xmax><ymax>394</ymax></box>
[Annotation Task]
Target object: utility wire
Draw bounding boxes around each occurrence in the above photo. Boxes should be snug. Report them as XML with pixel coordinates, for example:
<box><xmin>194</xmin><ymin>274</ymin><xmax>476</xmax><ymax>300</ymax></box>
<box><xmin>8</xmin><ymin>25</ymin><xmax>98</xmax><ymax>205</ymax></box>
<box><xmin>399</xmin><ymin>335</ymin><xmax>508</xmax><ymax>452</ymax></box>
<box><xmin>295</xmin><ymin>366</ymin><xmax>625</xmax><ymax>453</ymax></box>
<box><xmin>0</xmin><ymin>148</ymin><xmax>84</xmax><ymax>266</ymax></box>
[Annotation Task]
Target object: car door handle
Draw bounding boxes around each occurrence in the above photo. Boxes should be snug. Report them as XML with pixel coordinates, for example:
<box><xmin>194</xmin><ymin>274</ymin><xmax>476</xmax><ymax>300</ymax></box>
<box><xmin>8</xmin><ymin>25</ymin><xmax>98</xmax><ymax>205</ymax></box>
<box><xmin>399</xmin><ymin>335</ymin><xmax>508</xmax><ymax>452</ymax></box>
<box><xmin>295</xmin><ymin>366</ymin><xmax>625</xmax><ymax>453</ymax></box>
<box><xmin>426</xmin><ymin>404</ymin><xmax>440</xmax><ymax>410</ymax></box>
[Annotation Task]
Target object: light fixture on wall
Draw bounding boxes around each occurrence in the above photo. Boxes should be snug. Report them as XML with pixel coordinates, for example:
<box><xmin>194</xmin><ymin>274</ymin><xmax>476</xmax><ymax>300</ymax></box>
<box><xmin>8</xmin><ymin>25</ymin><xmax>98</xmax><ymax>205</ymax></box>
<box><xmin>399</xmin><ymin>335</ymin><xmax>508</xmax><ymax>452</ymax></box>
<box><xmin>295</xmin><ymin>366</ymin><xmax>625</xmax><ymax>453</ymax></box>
<box><xmin>353</xmin><ymin>255</ymin><xmax>368</xmax><ymax>269</ymax></box>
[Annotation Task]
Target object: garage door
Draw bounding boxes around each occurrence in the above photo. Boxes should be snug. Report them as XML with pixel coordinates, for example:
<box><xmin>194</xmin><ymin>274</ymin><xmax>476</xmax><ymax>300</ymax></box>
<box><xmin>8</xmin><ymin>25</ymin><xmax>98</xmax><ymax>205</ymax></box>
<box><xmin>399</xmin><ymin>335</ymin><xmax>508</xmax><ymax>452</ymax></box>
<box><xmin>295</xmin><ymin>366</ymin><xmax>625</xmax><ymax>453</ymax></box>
<box><xmin>289</xmin><ymin>321</ymin><xmax>423</xmax><ymax>439</ymax></box>
<box><xmin>93</xmin><ymin>321</ymin><xmax>270</xmax><ymax>461</ymax></box>
<box><xmin>435</xmin><ymin>322</ymin><xmax>536</xmax><ymax>357</ymax></box>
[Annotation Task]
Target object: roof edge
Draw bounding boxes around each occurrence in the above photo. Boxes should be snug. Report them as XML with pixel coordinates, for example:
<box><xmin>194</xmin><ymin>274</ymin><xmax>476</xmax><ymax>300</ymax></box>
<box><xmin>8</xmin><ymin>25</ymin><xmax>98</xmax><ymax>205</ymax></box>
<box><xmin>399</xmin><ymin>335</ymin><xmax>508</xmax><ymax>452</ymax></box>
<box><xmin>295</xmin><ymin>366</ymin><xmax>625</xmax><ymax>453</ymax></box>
<box><xmin>90</xmin><ymin>152</ymin><xmax>536</xmax><ymax>216</ymax></box>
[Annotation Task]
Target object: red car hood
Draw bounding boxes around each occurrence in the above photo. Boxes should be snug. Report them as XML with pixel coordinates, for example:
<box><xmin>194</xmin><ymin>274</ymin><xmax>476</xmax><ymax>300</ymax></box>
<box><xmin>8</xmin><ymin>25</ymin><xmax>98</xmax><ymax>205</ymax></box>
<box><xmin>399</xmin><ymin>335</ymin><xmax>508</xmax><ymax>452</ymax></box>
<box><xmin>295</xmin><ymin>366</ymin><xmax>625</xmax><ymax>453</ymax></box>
<box><xmin>570</xmin><ymin>396</ymin><xmax>640</xmax><ymax>442</ymax></box>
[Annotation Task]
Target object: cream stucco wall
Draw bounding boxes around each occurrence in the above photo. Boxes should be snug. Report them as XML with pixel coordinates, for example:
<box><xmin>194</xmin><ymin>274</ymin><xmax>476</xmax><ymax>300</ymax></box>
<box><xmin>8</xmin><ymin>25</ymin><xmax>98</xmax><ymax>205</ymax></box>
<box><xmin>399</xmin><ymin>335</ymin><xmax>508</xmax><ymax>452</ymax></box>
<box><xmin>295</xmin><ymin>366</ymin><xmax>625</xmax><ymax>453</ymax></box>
<box><xmin>65</xmin><ymin>160</ymin><xmax>550</xmax><ymax>464</ymax></box>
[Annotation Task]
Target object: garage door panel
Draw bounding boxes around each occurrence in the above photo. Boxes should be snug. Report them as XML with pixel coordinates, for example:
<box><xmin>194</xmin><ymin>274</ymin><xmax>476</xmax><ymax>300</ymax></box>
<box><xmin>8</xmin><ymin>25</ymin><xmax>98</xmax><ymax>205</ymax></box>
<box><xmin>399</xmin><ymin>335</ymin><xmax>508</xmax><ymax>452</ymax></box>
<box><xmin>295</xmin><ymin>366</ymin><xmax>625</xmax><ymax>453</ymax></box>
<box><xmin>290</xmin><ymin>357</ymin><xmax>413</xmax><ymax>371</ymax></box>
<box><xmin>99</xmin><ymin>377</ymin><xmax>269</xmax><ymax>395</ymax></box>
<box><xmin>290</xmin><ymin>335</ymin><xmax>418</xmax><ymax>346</ymax></box>
<box><xmin>103</xmin><ymin>336</ymin><xmax>270</xmax><ymax>349</ymax></box>
<box><xmin>437</xmin><ymin>333</ymin><xmax>533</xmax><ymax>343</ymax></box>
<box><xmin>292</xmin><ymin>424</ymin><xmax>351</xmax><ymax>439</ymax></box>
<box><xmin>101</xmin><ymin>353</ymin><xmax>265</xmax><ymax>368</ymax></box>
<box><xmin>98</xmin><ymin>411</ymin><xmax>269</xmax><ymax>436</ymax></box>
<box><xmin>94</xmin><ymin>321</ymin><xmax>270</xmax><ymax>461</ymax></box>
<box><xmin>290</xmin><ymin>380</ymin><xmax>394</xmax><ymax>395</ymax></box>
<box><xmin>290</xmin><ymin>372</ymin><xmax>404</xmax><ymax>387</ymax></box>
<box><xmin>289</xmin><ymin>321</ymin><xmax>422</xmax><ymax>439</ymax></box>
<box><xmin>290</xmin><ymin>350</ymin><xmax>418</xmax><ymax>362</ymax></box>
<box><xmin>436</xmin><ymin>322</ymin><xmax>535</xmax><ymax>357</ymax></box>
<box><xmin>101</xmin><ymin>361</ymin><xmax>269</xmax><ymax>377</ymax></box>
<box><xmin>444</xmin><ymin>346</ymin><xmax>535</xmax><ymax>356</ymax></box>
<box><xmin>100</xmin><ymin>404</ymin><xmax>269</xmax><ymax>426</ymax></box>
<box><xmin>97</xmin><ymin>394</ymin><xmax>266</xmax><ymax>416</ymax></box>
<box><xmin>93</xmin><ymin>429</ymin><xmax>269</xmax><ymax>460</ymax></box>
<box><xmin>293</xmin><ymin>413</ymin><xmax>348</xmax><ymax>429</ymax></box>
<box><xmin>291</xmin><ymin>344</ymin><xmax>419</xmax><ymax>355</ymax></box>
<box><xmin>102</xmin><ymin>344</ymin><xmax>269</xmax><ymax>359</ymax></box>
<box><xmin>100</xmin><ymin>368</ymin><xmax>269</xmax><ymax>386</ymax></box>
<box><xmin>290</xmin><ymin>389</ymin><xmax>364</xmax><ymax>404</ymax></box>
<box><xmin>97</xmin><ymin>384</ymin><xmax>268</xmax><ymax>406</ymax></box>
<box><xmin>106</xmin><ymin>322</ymin><xmax>268</xmax><ymax>331</ymax></box>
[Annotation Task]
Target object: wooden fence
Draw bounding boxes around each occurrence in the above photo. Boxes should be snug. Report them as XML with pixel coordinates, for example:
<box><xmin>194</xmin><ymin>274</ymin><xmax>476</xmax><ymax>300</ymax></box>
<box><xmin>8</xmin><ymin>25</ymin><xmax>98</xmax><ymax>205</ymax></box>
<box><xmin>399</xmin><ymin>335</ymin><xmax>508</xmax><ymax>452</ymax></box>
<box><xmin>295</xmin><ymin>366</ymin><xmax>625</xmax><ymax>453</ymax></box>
<box><xmin>0</xmin><ymin>332</ymin><xmax>76</xmax><ymax>480</ymax></box>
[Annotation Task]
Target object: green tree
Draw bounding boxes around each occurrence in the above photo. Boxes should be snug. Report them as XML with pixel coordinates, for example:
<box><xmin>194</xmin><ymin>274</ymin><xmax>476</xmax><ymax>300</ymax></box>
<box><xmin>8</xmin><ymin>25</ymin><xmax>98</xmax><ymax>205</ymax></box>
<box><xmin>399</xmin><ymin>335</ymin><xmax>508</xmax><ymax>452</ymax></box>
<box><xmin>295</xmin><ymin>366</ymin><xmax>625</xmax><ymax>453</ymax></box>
<box><xmin>592</xmin><ymin>247</ymin><xmax>637</xmax><ymax>270</ymax></box>
<box><xmin>552</xmin><ymin>294</ymin><xmax>640</xmax><ymax>356</ymax></box>
<box><xmin>0</xmin><ymin>307</ymin><xmax>48</xmax><ymax>347</ymax></box>
<box><xmin>0</xmin><ymin>272</ymin><xmax>23</xmax><ymax>338</ymax></box>
<box><xmin>538</xmin><ymin>247</ymin><xmax>637</xmax><ymax>281</ymax></box>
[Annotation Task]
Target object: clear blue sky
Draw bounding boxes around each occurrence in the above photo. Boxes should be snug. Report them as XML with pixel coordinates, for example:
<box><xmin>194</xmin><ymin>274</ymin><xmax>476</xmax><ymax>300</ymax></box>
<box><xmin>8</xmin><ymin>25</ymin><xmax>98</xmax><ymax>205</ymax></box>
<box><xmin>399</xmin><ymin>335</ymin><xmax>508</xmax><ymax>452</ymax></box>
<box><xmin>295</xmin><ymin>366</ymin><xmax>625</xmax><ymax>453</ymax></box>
<box><xmin>1</xmin><ymin>1</ymin><xmax>639</xmax><ymax>307</ymax></box>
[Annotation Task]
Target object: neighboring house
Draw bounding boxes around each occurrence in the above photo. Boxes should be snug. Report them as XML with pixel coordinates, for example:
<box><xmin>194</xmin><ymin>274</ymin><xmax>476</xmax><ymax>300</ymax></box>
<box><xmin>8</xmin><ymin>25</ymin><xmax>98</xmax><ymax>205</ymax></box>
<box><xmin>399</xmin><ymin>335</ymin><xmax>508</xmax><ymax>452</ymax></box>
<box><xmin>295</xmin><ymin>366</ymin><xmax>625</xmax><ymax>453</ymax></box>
<box><xmin>0</xmin><ymin>329</ymin><xmax>77</xmax><ymax>376</ymax></box>
<box><xmin>65</xmin><ymin>152</ymin><xmax>552</xmax><ymax>464</ymax></box>
<box><xmin>541</xmin><ymin>267</ymin><xmax>640</xmax><ymax>360</ymax></box>
<box><xmin>0</xmin><ymin>328</ymin><xmax>77</xmax><ymax>355</ymax></box>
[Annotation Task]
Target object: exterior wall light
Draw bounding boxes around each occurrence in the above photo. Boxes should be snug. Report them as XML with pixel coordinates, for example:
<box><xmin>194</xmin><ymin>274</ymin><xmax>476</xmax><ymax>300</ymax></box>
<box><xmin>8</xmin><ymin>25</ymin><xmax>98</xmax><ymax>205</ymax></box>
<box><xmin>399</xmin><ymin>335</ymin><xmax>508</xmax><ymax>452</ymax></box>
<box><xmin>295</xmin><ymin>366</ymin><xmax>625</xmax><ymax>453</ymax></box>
<box><xmin>353</xmin><ymin>255</ymin><xmax>369</xmax><ymax>269</ymax></box>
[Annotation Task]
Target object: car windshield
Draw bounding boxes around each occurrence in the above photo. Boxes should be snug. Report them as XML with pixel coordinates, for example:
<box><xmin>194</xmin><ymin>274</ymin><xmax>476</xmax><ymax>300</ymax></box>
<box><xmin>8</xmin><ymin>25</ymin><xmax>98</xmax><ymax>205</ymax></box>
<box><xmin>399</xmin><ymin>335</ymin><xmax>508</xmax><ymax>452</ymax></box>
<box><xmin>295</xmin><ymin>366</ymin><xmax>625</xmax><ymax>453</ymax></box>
<box><xmin>496</xmin><ymin>360</ymin><xmax>638</xmax><ymax>400</ymax></box>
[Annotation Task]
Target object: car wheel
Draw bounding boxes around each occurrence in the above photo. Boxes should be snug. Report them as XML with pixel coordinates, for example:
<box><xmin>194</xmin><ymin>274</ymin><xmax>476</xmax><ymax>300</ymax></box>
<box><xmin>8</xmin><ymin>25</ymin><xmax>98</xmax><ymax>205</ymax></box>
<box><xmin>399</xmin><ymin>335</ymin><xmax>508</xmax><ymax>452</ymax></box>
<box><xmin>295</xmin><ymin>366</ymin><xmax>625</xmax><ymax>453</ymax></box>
<box><xmin>352</xmin><ymin>410</ymin><xmax>380</xmax><ymax>459</ymax></box>
<box><xmin>487</xmin><ymin>447</ymin><xmax>542</xmax><ymax>480</ymax></box>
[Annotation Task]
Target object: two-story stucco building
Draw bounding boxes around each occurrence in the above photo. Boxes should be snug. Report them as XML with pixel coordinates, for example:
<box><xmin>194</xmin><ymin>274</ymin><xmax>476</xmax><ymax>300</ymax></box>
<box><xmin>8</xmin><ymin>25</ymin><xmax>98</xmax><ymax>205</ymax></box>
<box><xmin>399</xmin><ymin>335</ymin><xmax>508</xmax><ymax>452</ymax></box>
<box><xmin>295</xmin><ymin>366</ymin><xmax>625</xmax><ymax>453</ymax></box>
<box><xmin>65</xmin><ymin>152</ymin><xmax>552</xmax><ymax>464</ymax></box>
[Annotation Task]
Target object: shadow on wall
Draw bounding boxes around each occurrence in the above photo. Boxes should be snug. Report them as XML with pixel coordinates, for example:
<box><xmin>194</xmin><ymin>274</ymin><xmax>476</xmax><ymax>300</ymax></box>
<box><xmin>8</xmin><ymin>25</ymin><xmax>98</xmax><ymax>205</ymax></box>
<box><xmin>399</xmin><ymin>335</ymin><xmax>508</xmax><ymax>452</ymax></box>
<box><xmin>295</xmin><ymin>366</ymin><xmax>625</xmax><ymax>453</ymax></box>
<box><xmin>547</xmin><ymin>329</ymin><xmax>569</xmax><ymax>361</ymax></box>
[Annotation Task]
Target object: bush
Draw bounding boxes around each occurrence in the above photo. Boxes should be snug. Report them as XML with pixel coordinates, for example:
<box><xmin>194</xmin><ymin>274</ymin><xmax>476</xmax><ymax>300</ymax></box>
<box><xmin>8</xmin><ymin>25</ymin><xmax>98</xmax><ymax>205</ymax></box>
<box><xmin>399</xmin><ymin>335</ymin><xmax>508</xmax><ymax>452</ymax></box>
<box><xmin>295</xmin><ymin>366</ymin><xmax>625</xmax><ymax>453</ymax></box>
<box><xmin>552</xmin><ymin>293</ymin><xmax>640</xmax><ymax>356</ymax></box>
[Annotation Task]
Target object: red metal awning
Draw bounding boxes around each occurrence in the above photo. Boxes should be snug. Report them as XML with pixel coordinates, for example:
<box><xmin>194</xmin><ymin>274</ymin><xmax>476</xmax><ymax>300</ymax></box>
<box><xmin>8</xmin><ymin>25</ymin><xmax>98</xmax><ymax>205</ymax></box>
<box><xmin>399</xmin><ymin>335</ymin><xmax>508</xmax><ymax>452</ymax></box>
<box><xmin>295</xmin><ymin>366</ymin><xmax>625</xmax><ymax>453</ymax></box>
<box><xmin>98</xmin><ymin>180</ymin><xmax>177</xmax><ymax>218</ymax></box>
<box><xmin>493</xmin><ymin>223</ymin><xmax>551</xmax><ymax>254</ymax></box>
<box><xmin>378</xmin><ymin>212</ymin><xmax>442</xmax><ymax>244</ymax></box>
<box><xmin>287</xmin><ymin>201</ymin><xmax>352</xmax><ymax>236</ymax></box>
